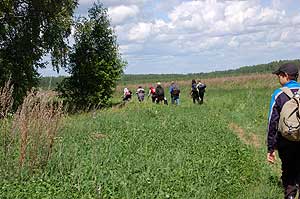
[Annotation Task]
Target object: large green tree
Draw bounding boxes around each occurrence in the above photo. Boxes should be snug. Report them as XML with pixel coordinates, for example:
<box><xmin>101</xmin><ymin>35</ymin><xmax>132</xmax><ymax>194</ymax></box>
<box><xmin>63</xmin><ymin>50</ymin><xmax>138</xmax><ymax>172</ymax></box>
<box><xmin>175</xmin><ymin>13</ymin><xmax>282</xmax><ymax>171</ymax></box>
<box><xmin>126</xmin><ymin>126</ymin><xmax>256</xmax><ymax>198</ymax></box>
<box><xmin>58</xmin><ymin>3</ymin><xmax>126</xmax><ymax>110</ymax></box>
<box><xmin>0</xmin><ymin>0</ymin><xmax>77</xmax><ymax>108</ymax></box>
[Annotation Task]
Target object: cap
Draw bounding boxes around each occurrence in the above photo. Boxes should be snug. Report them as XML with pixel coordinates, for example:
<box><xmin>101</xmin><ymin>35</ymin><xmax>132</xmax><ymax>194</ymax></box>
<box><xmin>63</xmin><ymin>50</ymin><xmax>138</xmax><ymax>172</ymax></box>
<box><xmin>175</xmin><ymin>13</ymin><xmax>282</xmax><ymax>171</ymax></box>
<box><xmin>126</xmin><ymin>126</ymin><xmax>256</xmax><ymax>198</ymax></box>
<box><xmin>272</xmin><ymin>63</ymin><xmax>299</xmax><ymax>76</ymax></box>
<box><xmin>157</xmin><ymin>82</ymin><xmax>161</xmax><ymax>85</ymax></box>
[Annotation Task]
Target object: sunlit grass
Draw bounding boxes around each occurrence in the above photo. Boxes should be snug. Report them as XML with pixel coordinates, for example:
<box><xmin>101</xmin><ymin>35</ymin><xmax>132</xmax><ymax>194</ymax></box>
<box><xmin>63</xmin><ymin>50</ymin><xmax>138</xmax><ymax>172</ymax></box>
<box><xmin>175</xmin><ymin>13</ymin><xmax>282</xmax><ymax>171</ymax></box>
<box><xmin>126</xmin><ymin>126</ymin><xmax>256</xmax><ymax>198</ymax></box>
<box><xmin>0</xmin><ymin>74</ymin><xmax>283</xmax><ymax>198</ymax></box>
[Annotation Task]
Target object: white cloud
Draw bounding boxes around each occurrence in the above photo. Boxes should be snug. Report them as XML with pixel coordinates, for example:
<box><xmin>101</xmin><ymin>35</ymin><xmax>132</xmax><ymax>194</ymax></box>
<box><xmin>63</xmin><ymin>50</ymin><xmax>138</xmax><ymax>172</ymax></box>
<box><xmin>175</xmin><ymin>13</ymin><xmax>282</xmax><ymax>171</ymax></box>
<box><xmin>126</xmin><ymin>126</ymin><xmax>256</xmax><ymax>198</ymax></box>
<box><xmin>228</xmin><ymin>37</ymin><xmax>239</xmax><ymax>48</ymax></box>
<box><xmin>101</xmin><ymin>0</ymin><xmax>148</xmax><ymax>7</ymax></box>
<box><xmin>292</xmin><ymin>14</ymin><xmax>300</xmax><ymax>25</ymax></box>
<box><xmin>108</xmin><ymin>5</ymin><xmax>139</xmax><ymax>24</ymax></box>
<box><xmin>167</xmin><ymin>0</ymin><xmax>286</xmax><ymax>37</ymax></box>
<box><xmin>271</xmin><ymin>0</ymin><xmax>282</xmax><ymax>9</ymax></box>
<box><xmin>86</xmin><ymin>0</ymin><xmax>299</xmax><ymax>56</ymax></box>
<box><xmin>79</xmin><ymin>0</ymin><xmax>147</xmax><ymax>6</ymax></box>
<box><xmin>256</xmin><ymin>7</ymin><xmax>284</xmax><ymax>25</ymax></box>
<box><xmin>117</xmin><ymin>0</ymin><xmax>298</xmax><ymax>62</ymax></box>
<box><xmin>128</xmin><ymin>22</ymin><xmax>153</xmax><ymax>41</ymax></box>
<box><xmin>78</xmin><ymin>0</ymin><xmax>94</xmax><ymax>5</ymax></box>
<box><xmin>127</xmin><ymin>19</ymin><xmax>172</xmax><ymax>42</ymax></box>
<box><xmin>42</xmin><ymin>0</ymin><xmax>300</xmax><ymax>76</ymax></box>
<box><xmin>119</xmin><ymin>43</ymin><xmax>143</xmax><ymax>54</ymax></box>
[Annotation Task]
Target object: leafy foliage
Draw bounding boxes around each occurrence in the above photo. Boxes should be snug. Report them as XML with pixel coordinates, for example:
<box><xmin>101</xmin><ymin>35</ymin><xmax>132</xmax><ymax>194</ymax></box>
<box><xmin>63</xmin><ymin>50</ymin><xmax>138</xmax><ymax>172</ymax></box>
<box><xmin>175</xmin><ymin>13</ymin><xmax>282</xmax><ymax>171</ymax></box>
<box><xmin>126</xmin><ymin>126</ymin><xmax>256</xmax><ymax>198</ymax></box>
<box><xmin>0</xmin><ymin>0</ymin><xmax>77</xmax><ymax>108</ymax></box>
<box><xmin>57</xmin><ymin>3</ymin><xmax>126</xmax><ymax>110</ymax></box>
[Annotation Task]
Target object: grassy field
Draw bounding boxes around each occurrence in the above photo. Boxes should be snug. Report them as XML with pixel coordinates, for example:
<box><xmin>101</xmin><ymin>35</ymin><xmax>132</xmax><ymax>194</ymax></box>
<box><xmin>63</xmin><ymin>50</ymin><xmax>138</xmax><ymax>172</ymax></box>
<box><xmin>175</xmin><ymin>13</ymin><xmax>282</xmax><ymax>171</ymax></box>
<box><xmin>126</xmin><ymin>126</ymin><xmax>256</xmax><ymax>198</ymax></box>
<box><xmin>1</xmin><ymin>74</ymin><xmax>285</xmax><ymax>198</ymax></box>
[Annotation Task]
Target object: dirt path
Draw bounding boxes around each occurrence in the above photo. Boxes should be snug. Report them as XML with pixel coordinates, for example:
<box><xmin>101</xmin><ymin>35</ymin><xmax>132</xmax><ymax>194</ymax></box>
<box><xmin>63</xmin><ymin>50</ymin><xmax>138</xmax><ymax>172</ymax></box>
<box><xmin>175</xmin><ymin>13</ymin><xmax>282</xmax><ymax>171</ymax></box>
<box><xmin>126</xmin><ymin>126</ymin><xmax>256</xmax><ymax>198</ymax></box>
<box><xmin>229</xmin><ymin>122</ymin><xmax>261</xmax><ymax>148</ymax></box>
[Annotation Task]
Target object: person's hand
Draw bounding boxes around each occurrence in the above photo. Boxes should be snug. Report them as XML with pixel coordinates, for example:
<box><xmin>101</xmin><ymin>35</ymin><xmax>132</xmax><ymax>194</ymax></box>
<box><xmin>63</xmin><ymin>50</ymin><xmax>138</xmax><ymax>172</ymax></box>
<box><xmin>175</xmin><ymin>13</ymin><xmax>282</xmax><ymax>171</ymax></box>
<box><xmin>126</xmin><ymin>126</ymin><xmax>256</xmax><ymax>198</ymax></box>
<box><xmin>267</xmin><ymin>151</ymin><xmax>276</xmax><ymax>164</ymax></box>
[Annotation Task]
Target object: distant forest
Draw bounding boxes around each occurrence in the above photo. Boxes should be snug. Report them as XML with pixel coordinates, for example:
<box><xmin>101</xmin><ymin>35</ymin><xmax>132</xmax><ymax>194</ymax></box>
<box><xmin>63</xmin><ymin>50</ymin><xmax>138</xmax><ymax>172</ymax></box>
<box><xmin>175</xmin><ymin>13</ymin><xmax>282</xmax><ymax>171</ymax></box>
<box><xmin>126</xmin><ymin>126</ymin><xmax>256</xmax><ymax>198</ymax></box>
<box><xmin>39</xmin><ymin>59</ymin><xmax>300</xmax><ymax>89</ymax></box>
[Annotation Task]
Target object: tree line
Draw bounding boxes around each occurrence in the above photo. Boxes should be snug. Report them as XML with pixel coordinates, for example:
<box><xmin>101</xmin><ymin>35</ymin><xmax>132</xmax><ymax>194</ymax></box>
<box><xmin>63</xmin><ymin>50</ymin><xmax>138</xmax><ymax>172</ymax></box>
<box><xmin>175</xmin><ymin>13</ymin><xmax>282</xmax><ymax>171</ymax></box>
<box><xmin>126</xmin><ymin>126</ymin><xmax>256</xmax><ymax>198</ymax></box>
<box><xmin>39</xmin><ymin>59</ymin><xmax>300</xmax><ymax>88</ymax></box>
<box><xmin>114</xmin><ymin>59</ymin><xmax>300</xmax><ymax>85</ymax></box>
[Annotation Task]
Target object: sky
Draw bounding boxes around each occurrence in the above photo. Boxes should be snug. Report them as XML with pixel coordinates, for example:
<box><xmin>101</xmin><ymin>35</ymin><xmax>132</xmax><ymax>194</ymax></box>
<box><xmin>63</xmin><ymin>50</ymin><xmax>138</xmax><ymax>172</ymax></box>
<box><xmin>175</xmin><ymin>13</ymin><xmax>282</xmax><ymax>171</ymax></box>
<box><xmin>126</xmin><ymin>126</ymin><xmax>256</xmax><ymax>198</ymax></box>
<box><xmin>40</xmin><ymin>0</ymin><xmax>300</xmax><ymax>76</ymax></box>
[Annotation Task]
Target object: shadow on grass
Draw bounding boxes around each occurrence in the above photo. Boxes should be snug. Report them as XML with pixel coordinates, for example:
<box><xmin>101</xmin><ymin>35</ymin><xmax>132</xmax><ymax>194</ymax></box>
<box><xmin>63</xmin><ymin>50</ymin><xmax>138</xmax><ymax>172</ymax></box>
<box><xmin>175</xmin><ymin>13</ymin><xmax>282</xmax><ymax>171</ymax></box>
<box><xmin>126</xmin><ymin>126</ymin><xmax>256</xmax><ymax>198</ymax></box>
<box><xmin>268</xmin><ymin>175</ymin><xmax>282</xmax><ymax>188</ymax></box>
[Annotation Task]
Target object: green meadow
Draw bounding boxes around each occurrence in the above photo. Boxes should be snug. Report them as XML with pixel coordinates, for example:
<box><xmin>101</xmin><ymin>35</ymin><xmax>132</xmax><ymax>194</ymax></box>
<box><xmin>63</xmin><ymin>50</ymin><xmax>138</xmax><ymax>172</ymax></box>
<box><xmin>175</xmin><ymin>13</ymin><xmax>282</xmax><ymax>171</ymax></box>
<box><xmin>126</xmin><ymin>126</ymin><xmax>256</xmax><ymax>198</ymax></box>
<box><xmin>1</xmin><ymin>74</ymin><xmax>285</xmax><ymax>198</ymax></box>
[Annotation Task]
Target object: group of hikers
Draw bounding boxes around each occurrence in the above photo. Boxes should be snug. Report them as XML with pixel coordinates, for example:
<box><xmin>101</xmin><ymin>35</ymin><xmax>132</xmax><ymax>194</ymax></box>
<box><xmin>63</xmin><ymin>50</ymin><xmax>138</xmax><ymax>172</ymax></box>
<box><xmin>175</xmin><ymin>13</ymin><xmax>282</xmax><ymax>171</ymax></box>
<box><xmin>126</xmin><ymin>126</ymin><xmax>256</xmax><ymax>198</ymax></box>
<box><xmin>120</xmin><ymin>63</ymin><xmax>300</xmax><ymax>198</ymax></box>
<box><xmin>122</xmin><ymin>79</ymin><xmax>206</xmax><ymax>105</ymax></box>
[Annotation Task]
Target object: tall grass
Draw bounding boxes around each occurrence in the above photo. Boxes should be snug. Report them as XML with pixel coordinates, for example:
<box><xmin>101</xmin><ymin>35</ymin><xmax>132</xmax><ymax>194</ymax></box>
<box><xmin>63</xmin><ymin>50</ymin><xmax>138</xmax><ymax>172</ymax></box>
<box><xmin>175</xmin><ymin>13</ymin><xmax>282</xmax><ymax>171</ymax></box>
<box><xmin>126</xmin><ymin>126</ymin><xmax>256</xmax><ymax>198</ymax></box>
<box><xmin>0</xmin><ymin>80</ymin><xmax>14</xmax><ymax>162</ymax></box>
<box><xmin>0</xmin><ymin>79</ymin><xmax>14</xmax><ymax>119</ymax></box>
<box><xmin>1</xmin><ymin>82</ymin><xmax>65</xmax><ymax>176</ymax></box>
<box><xmin>13</xmin><ymin>91</ymin><xmax>64</xmax><ymax>171</ymax></box>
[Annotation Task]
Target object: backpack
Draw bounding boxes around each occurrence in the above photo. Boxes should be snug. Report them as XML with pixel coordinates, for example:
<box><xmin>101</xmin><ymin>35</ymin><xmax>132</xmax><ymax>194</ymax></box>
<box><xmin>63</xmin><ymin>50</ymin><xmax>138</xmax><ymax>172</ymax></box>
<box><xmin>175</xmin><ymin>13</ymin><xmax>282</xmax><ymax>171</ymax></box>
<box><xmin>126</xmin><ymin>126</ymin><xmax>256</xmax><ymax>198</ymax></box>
<box><xmin>197</xmin><ymin>83</ymin><xmax>206</xmax><ymax>92</ymax></box>
<box><xmin>192</xmin><ymin>84</ymin><xmax>198</xmax><ymax>93</ymax></box>
<box><xmin>172</xmin><ymin>86</ymin><xmax>180</xmax><ymax>96</ymax></box>
<box><xmin>156</xmin><ymin>86</ymin><xmax>164</xmax><ymax>96</ymax></box>
<box><xmin>125</xmin><ymin>91</ymin><xmax>131</xmax><ymax>96</ymax></box>
<box><xmin>278</xmin><ymin>87</ymin><xmax>300</xmax><ymax>141</ymax></box>
<box><xmin>191</xmin><ymin>83</ymin><xmax>198</xmax><ymax>94</ymax></box>
<box><xmin>137</xmin><ymin>88</ymin><xmax>145</xmax><ymax>94</ymax></box>
<box><xmin>150</xmin><ymin>87</ymin><xmax>156</xmax><ymax>94</ymax></box>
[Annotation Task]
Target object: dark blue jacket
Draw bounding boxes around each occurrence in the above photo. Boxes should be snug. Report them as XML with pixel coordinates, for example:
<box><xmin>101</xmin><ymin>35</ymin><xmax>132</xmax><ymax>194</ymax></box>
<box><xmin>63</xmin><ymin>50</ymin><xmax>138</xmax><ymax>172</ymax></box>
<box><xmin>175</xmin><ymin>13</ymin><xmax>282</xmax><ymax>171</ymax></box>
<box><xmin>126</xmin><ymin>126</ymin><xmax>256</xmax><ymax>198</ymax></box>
<box><xmin>267</xmin><ymin>80</ymin><xmax>300</xmax><ymax>152</ymax></box>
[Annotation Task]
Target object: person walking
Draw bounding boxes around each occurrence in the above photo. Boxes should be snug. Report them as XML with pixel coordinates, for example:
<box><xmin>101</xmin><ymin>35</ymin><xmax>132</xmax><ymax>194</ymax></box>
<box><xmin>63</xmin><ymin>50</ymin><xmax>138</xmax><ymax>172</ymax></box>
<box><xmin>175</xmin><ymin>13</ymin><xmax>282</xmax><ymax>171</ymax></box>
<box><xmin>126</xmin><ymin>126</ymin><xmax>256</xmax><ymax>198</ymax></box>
<box><xmin>267</xmin><ymin>63</ymin><xmax>300</xmax><ymax>199</ymax></box>
<box><xmin>170</xmin><ymin>81</ymin><xmax>180</xmax><ymax>105</ymax></box>
<box><xmin>123</xmin><ymin>88</ymin><xmax>132</xmax><ymax>102</ymax></box>
<box><xmin>197</xmin><ymin>80</ymin><xmax>206</xmax><ymax>104</ymax></box>
<box><xmin>155</xmin><ymin>82</ymin><xmax>165</xmax><ymax>104</ymax></box>
<box><xmin>148</xmin><ymin>86</ymin><xmax>156</xmax><ymax>103</ymax></box>
<box><xmin>169</xmin><ymin>81</ymin><xmax>175</xmax><ymax>104</ymax></box>
<box><xmin>136</xmin><ymin>86</ymin><xmax>145</xmax><ymax>102</ymax></box>
<box><xmin>191</xmin><ymin>79</ymin><xmax>200</xmax><ymax>104</ymax></box>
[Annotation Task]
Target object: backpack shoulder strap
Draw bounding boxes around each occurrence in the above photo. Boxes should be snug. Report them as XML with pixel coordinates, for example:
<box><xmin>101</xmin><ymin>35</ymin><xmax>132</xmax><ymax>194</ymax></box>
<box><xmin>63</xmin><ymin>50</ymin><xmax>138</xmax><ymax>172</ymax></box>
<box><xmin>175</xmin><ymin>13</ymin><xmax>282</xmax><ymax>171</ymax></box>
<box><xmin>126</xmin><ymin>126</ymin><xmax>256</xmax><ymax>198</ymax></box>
<box><xmin>281</xmin><ymin>87</ymin><xmax>294</xmax><ymax>99</ymax></box>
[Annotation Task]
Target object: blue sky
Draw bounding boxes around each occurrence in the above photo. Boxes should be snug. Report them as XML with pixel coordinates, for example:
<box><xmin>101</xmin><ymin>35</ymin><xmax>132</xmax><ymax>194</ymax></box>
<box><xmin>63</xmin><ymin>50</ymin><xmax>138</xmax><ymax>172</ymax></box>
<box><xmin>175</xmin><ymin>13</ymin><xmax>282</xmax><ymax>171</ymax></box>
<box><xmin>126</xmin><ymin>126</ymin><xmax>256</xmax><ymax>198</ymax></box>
<box><xmin>40</xmin><ymin>0</ymin><xmax>300</xmax><ymax>76</ymax></box>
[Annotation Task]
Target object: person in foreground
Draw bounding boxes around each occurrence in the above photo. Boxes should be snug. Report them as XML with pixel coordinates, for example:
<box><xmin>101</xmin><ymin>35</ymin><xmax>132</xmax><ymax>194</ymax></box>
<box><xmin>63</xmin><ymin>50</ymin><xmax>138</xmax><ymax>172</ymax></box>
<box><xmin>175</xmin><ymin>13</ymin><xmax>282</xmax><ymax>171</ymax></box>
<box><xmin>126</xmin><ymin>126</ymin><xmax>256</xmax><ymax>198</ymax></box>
<box><xmin>267</xmin><ymin>63</ymin><xmax>300</xmax><ymax>199</ymax></box>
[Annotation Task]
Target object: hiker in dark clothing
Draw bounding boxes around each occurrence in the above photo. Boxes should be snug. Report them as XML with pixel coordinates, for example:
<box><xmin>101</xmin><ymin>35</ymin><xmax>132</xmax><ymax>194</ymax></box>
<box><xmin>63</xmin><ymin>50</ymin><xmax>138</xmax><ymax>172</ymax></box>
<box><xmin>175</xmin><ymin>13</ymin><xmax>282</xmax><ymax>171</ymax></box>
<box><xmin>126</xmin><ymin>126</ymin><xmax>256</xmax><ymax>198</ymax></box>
<box><xmin>267</xmin><ymin>63</ymin><xmax>300</xmax><ymax>199</ymax></box>
<box><xmin>197</xmin><ymin>80</ymin><xmax>206</xmax><ymax>104</ymax></box>
<box><xmin>155</xmin><ymin>82</ymin><xmax>166</xmax><ymax>104</ymax></box>
<box><xmin>191</xmin><ymin>79</ymin><xmax>200</xmax><ymax>104</ymax></box>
